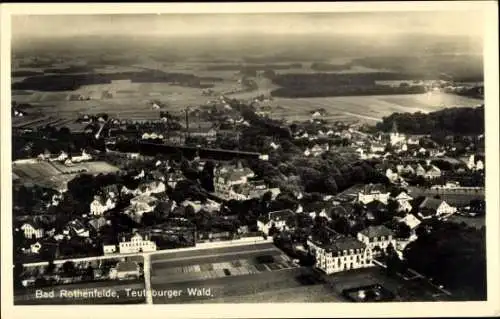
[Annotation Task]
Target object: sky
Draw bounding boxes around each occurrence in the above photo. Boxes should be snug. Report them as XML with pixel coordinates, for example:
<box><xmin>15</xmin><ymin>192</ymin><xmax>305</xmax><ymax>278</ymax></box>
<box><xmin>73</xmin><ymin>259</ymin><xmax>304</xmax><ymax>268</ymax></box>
<box><xmin>12</xmin><ymin>11</ymin><xmax>485</xmax><ymax>41</ymax></box>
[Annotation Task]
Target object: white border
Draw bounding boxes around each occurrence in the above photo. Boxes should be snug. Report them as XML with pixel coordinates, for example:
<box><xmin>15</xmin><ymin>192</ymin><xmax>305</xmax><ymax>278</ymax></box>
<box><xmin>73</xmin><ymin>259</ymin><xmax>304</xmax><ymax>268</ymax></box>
<box><xmin>1</xmin><ymin>2</ymin><xmax>499</xmax><ymax>318</ymax></box>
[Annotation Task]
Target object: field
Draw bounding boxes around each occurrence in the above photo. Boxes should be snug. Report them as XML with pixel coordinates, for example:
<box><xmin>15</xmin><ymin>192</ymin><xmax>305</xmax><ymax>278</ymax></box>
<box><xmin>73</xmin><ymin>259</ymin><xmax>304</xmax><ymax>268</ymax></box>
<box><xmin>12</xmin><ymin>59</ymin><xmax>483</xmax><ymax>124</ymax></box>
<box><xmin>12</xmin><ymin>160</ymin><xmax>119</xmax><ymax>191</ymax></box>
<box><xmin>14</xmin><ymin>279</ymin><xmax>146</xmax><ymax>305</ymax></box>
<box><xmin>149</xmin><ymin>243</ymin><xmax>346</xmax><ymax>303</ymax></box>
<box><xmin>267</xmin><ymin>93</ymin><xmax>482</xmax><ymax>123</ymax></box>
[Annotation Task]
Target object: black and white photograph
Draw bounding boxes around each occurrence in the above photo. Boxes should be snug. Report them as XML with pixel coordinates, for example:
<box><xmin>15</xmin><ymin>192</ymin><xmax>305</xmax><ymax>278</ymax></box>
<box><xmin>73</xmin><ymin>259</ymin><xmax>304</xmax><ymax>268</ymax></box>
<box><xmin>1</xmin><ymin>2</ymin><xmax>499</xmax><ymax>318</ymax></box>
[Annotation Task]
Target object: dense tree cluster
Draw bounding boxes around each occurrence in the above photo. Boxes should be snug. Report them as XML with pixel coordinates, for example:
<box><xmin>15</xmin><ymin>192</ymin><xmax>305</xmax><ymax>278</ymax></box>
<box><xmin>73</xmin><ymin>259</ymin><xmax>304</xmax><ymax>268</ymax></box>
<box><xmin>269</xmin><ymin>72</ymin><xmax>427</xmax><ymax>98</ymax></box>
<box><xmin>376</xmin><ymin>106</ymin><xmax>484</xmax><ymax>135</ymax></box>
<box><xmin>404</xmin><ymin>221</ymin><xmax>486</xmax><ymax>300</ymax></box>
<box><xmin>12</xmin><ymin>70</ymin><xmax>223</xmax><ymax>91</ymax></box>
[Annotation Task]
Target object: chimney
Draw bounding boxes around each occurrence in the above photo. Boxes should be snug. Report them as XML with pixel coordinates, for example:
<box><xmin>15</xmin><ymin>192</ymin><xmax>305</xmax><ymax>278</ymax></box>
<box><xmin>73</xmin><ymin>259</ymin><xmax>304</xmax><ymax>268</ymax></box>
<box><xmin>185</xmin><ymin>108</ymin><xmax>189</xmax><ymax>137</ymax></box>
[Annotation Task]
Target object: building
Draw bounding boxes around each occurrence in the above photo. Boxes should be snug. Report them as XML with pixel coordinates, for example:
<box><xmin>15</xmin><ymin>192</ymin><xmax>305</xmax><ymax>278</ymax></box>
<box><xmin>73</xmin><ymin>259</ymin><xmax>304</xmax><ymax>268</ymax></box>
<box><xmin>424</xmin><ymin>165</ymin><xmax>442</xmax><ymax>179</ymax></box>
<box><xmin>20</xmin><ymin>222</ymin><xmax>44</xmax><ymax>239</ymax></box>
<box><xmin>385</xmin><ymin>168</ymin><xmax>399</xmax><ymax>183</ymax></box>
<box><xmin>257</xmin><ymin>209</ymin><xmax>295</xmax><ymax>235</ymax></box>
<box><xmin>118</xmin><ymin>233</ymin><xmax>157</xmax><ymax>254</ymax></box>
<box><xmin>389</xmin><ymin>122</ymin><xmax>406</xmax><ymax>146</ymax></box>
<box><xmin>357</xmin><ymin>225</ymin><xmax>396</xmax><ymax>256</ymax></box>
<box><xmin>357</xmin><ymin>184</ymin><xmax>391</xmax><ymax>205</ymax></box>
<box><xmin>308</xmin><ymin>230</ymin><xmax>373</xmax><ymax>275</ymax></box>
<box><xmin>395</xmin><ymin>191</ymin><xmax>413</xmax><ymax>213</ymax></box>
<box><xmin>103</xmin><ymin>243</ymin><xmax>117</xmax><ymax>255</ymax></box>
<box><xmin>90</xmin><ymin>195</ymin><xmax>116</xmax><ymax>216</ymax></box>
<box><xmin>398</xmin><ymin>214</ymin><xmax>421</xmax><ymax>234</ymax></box>
<box><xmin>417</xmin><ymin>197</ymin><xmax>457</xmax><ymax>220</ymax></box>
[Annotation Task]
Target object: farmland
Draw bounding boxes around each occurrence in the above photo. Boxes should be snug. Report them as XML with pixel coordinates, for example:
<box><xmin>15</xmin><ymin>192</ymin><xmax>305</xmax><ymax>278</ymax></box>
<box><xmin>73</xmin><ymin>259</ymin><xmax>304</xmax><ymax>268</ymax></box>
<box><xmin>12</xmin><ymin>160</ymin><xmax>119</xmax><ymax>191</ymax></box>
<box><xmin>11</xmin><ymin>58</ymin><xmax>483</xmax><ymax>125</ymax></box>
<box><xmin>266</xmin><ymin>93</ymin><xmax>483</xmax><ymax>123</ymax></box>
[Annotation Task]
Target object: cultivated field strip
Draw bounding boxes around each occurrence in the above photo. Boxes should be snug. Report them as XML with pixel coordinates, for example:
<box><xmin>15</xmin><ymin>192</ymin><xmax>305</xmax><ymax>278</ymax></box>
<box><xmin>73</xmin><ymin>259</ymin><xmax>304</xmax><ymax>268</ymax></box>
<box><xmin>151</xmin><ymin>256</ymin><xmax>296</xmax><ymax>285</ymax></box>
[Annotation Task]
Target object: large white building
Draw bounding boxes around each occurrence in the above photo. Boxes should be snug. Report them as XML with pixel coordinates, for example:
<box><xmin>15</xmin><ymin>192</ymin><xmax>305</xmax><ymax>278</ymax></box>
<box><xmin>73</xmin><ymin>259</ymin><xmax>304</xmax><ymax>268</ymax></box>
<box><xmin>308</xmin><ymin>232</ymin><xmax>374</xmax><ymax>275</ymax></box>
<box><xmin>118</xmin><ymin>233</ymin><xmax>157</xmax><ymax>254</ymax></box>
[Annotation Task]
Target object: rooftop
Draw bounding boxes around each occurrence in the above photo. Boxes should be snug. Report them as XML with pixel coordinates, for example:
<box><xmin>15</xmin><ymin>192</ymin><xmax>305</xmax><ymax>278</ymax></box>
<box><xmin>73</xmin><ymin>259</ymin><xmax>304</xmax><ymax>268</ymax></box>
<box><xmin>419</xmin><ymin>197</ymin><xmax>444</xmax><ymax>210</ymax></box>
<box><xmin>359</xmin><ymin>225</ymin><xmax>394</xmax><ymax>238</ymax></box>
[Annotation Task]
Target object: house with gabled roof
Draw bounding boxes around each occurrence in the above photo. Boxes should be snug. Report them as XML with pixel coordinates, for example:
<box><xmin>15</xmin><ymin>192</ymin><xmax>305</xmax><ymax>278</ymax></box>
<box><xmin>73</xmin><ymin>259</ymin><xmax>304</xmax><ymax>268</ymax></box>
<box><xmin>424</xmin><ymin>165</ymin><xmax>442</xmax><ymax>179</ymax></box>
<box><xmin>357</xmin><ymin>184</ymin><xmax>391</xmax><ymax>205</ymax></box>
<box><xmin>357</xmin><ymin>225</ymin><xmax>395</xmax><ymax>256</ymax></box>
<box><xmin>21</xmin><ymin>221</ymin><xmax>45</xmax><ymax>239</ymax></box>
<box><xmin>257</xmin><ymin>209</ymin><xmax>295</xmax><ymax>235</ymax></box>
<box><xmin>417</xmin><ymin>197</ymin><xmax>457</xmax><ymax>219</ymax></box>
<box><xmin>395</xmin><ymin>191</ymin><xmax>413</xmax><ymax>213</ymax></box>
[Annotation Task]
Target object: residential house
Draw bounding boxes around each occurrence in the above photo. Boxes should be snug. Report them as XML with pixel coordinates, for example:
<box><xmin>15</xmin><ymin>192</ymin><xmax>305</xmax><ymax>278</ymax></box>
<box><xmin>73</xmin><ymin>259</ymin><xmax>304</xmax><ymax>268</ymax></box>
<box><xmin>88</xmin><ymin>216</ymin><xmax>108</xmax><ymax>232</ymax></box>
<box><xmin>357</xmin><ymin>225</ymin><xmax>396</xmax><ymax>256</ymax></box>
<box><xmin>137</xmin><ymin>181</ymin><xmax>166</xmax><ymax>196</ymax></box>
<box><xmin>385</xmin><ymin>168</ymin><xmax>399</xmax><ymax>183</ymax></box>
<box><xmin>398</xmin><ymin>213</ymin><xmax>421</xmax><ymax>236</ymax></box>
<box><xmin>90</xmin><ymin>195</ymin><xmax>116</xmax><ymax>216</ymax></box>
<box><xmin>417</xmin><ymin>197</ymin><xmax>457</xmax><ymax>220</ymax></box>
<box><xmin>424</xmin><ymin>165</ymin><xmax>442</xmax><ymax>179</ymax></box>
<box><xmin>357</xmin><ymin>184</ymin><xmax>390</xmax><ymax>205</ymax></box>
<box><xmin>395</xmin><ymin>192</ymin><xmax>413</xmax><ymax>213</ymax></box>
<box><xmin>20</xmin><ymin>222</ymin><xmax>44</xmax><ymax>239</ymax></box>
<box><xmin>311</xmin><ymin>144</ymin><xmax>324</xmax><ymax>157</ymax></box>
<box><xmin>370</xmin><ymin>143</ymin><xmax>385</xmax><ymax>153</ymax></box>
<box><xmin>63</xmin><ymin>219</ymin><xmax>90</xmax><ymax>238</ymax></box>
<box><xmin>415</xmin><ymin>164</ymin><xmax>426</xmax><ymax>177</ymax></box>
<box><xmin>126</xmin><ymin>195</ymin><xmax>158</xmax><ymax>222</ymax></box>
<box><xmin>30</xmin><ymin>242</ymin><xmax>42</xmax><ymax>254</ymax></box>
<box><xmin>71</xmin><ymin>149</ymin><xmax>93</xmax><ymax>163</ymax></box>
<box><xmin>308</xmin><ymin>229</ymin><xmax>373</xmax><ymax>274</ymax></box>
<box><xmin>118</xmin><ymin>232</ymin><xmax>157</xmax><ymax>254</ymax></box>
<box><xmin>103</xmin><ymin>242</ymin><xmax>118</xmax><ymax>255</ymax></box>
<box><xmin>269</xmin><ymin>142</ymin><xmax>280</xmax><ymax>150</ymax></box>
<box><xmin>257</xmin><ymin>209</ymin><xmax>295</xmax><ymax>235</ymax></box>
<box><xmin>215</xmin><ymin>165</ymin><xmax>254</xmax><ymax>190</ymax></box>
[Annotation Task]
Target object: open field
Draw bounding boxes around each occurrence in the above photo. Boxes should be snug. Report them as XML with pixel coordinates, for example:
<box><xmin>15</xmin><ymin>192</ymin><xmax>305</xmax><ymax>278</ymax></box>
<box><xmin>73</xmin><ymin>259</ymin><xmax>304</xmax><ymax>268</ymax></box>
<box><xmin>268</xmin><ymin>93</ymin><xmax>482</xmax><ymax>123</ymax></box>
<box><xmin>11</xmin><ymin>59</ymin><xmax>483</xmax><ymax>124</ymax></box>
<box><xmin>12</xmin><ymin>160</ymin><xmax>119</xmax><ymax>191</ymax></box>
<box><xmin>14</xmin><ymin>279</ymin><xmax>145</xmax><ymax>305</ymax></box>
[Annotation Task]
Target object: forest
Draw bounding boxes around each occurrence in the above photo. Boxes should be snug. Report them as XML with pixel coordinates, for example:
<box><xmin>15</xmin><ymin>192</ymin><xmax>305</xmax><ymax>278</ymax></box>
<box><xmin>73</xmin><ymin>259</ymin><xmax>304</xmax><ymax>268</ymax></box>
<box><xmin>376</xmin><ymin>106</ymin><xmax>484</xmax><ymax>135</ymax></box>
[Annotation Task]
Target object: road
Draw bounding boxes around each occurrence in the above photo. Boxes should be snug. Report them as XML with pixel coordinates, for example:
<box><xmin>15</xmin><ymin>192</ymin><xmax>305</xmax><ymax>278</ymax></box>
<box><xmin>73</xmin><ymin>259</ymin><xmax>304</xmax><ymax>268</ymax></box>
<box><xmin>20</xmin><ymin>236</ymin><xmax>274</xmax><ymax>305</ymax></box>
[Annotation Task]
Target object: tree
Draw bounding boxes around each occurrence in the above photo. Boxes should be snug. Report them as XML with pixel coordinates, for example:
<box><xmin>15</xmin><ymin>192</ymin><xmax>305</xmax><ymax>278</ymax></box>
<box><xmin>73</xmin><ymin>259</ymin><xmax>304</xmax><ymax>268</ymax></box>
<box><xmin>268</xmin><ymin>223</ymin><xmax>279</xmax><ymax>236</ymax></box>
<box><xmin>62</xmin><ymin>261</ymin><xmax>76</xmax><ymax>277</ymax></box>
<box><xmin>404</xmin><ymin>222</ymin><xmax>486</xmax><ymax>300</ymax></box>
<box><xmin>84</xmin><ymin>265</ymin><xmax>94</xmax><ymax>281</ymax></box>
<box><xmin>46</xmin><ymin>260</ymin><xmax>56</xmax><ymax>275</ymax></box>
<box><xmin>395</xmin><ymin>222</ymin><xmax>412</xmax><ymax>239</ymax></box>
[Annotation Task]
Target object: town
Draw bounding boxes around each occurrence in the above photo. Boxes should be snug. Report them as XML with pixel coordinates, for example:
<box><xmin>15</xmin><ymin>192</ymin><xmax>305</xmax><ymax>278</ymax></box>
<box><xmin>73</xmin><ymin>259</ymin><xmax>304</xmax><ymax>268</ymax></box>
<box><xmin>12</xmin><ymin>92</ymin><xmax>486</xmax><ymax>304</ymax></box>
<box><xmin>8</xmin><ymin>9</ymin><xmax>488</xmax><ymax>306</ymax></box>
